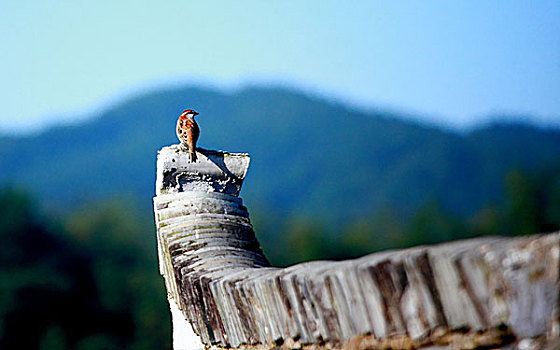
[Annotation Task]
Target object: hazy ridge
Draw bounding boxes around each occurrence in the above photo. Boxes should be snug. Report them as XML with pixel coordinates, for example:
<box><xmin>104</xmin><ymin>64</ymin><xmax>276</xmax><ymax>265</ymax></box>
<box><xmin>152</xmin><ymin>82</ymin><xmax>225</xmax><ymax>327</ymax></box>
<box><xmin>1</xmin><ymin>85</ymin><xmax>559</xmax><ymax>223</ymax></box>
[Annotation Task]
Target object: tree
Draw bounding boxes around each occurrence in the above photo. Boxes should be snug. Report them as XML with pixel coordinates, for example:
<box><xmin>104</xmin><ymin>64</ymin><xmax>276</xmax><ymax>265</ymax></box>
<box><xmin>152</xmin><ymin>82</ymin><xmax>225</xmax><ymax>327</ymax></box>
<box><xmin>0</xmin><ymin>188</ymin><xmax>171</xmax><ymax>349</ymax></box>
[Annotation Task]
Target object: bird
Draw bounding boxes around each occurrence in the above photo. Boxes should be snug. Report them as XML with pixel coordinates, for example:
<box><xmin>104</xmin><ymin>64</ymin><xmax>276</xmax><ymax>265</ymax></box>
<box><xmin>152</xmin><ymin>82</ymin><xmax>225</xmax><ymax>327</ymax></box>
<box><xmin>176</xmin><ymin>109</ymin><xmax>200</xmax><ymax>162</ymax></box>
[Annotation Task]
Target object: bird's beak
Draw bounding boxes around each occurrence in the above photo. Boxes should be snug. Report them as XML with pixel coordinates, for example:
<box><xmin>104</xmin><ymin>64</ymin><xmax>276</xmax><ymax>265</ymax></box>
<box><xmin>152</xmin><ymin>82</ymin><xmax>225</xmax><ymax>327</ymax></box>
<box><xmin>193</xmin><ymin>111</ymin><xmax>199</xmax><ymax>116</ymax></box>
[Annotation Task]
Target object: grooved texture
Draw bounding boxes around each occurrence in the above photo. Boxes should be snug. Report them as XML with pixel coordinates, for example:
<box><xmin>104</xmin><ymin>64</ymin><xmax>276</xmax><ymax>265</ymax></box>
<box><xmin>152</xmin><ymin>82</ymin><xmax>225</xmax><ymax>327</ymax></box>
<box><xmin>154</xmin><ymin>191</ymin><xmax>270</xmax><ymax>345</ymax></box>
<box><xmin>153</xmin><ymin>146</ymin><xmax>560</xmax><ymax>349</ymax></box>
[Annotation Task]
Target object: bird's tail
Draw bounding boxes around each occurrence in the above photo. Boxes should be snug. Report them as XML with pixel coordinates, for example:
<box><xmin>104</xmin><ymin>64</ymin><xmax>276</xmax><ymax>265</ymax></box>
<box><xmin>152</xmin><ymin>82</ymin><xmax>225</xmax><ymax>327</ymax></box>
<box><xmin>190</xmin><ymin>149</ymin><xmax>197</xmax><ymax>162</ymax></box>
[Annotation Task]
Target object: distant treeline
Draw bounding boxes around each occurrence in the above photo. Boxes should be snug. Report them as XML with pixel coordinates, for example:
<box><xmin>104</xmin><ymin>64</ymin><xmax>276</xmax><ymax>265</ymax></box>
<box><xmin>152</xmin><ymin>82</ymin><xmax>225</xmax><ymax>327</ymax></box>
<box><xmin>0</xmin><ymin>189</ymin><xmax>169</xmax><ymax>350</ymax></box>
<box><xmin>0</xmin><ymin>168</ymin><xmax>559</xmax><ymax>348</ymax></box>
<box><xmin>256</xmin><ymin>168</ymin><xmax>560</xmax><ymax>265</ymax></box>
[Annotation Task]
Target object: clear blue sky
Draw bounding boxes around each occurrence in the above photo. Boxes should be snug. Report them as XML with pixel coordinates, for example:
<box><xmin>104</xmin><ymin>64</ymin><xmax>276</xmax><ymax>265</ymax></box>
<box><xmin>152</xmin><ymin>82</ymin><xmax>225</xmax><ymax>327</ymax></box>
<box><xmin>1</xmin><ymin>1</ymin><xmax>559</xmax><ymax>132</ymax></box>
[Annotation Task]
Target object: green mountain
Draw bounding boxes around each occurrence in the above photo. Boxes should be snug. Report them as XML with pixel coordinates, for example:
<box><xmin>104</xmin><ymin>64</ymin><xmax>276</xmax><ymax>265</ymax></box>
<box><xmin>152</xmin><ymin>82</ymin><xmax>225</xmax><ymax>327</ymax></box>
<box><xmin>1</xmin><ymin>85</ymin><xmax>559</xmax><ymax>224</ymax></box>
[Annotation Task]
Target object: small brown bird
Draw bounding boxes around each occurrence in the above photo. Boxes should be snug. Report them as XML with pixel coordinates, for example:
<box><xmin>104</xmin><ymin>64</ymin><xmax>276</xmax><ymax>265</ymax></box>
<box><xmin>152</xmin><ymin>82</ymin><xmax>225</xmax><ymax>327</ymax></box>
<box><xmin>176</xmin><ymin>109</ymin><xmax>200</xmax><ymax>162</ymax></box>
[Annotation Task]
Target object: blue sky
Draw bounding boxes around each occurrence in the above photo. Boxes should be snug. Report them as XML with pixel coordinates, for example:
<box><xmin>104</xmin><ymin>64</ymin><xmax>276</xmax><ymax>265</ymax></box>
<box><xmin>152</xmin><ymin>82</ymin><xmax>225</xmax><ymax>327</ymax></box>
<box><xmin>1</xmin><ymin>1</ymin><xmax>559</xmax><ymax>132</ymax></box>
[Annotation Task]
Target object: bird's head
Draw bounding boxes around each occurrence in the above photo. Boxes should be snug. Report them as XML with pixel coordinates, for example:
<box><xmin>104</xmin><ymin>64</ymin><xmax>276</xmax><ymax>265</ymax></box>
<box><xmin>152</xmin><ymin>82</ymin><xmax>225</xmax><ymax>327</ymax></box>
<box><xmin>180</xmin><ymin>109</ymin><xmax>199</xmax><ymax>120</ymax></box>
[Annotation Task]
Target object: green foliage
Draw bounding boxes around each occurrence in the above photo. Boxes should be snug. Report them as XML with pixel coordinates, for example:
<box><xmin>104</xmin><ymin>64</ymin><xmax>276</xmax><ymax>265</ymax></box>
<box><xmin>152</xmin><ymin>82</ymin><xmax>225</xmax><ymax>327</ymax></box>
<box><xmin>339</xmin><ymin>208</ymin><xmax>406</xmax><ymax>258</ymax></box>
<box><xmin>504</xmin><ymin>170</ymin><xmax>541</xmax><ymax>235</ymax></box>
<box><xmin>284</xmin><ymin>218</ymin><xmax>330</xmax><ymax>264</ymax></box>
<box><xmin>469</xmin><ymin>205</ymin><xmax>501</xmax><ymax>237</ymax></box>
<box><xmin>263</xmin><ymin>169</ymin><xmax>560</xmax><ymax>265</ymax></box>
<box><xmin>407</xmin><ymin>199</ymin><xmax>468</xmax><ymax>245</ymax></box>
<box><xmin>501</xmin><ymin>169</ymin><xmax>560</xmax><ymax>236</ymax></box>
<box><xmin>0</xmin><ymin>189</ymin><xmax>170</xmax><ymax>350</ymax></box>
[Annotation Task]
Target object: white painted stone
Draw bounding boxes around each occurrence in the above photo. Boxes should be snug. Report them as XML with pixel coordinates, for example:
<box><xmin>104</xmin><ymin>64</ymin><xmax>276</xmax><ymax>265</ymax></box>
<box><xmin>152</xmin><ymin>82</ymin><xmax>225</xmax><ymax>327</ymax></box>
<box><xmin>153</xmin><ymin>145</ymin><xmax>560</xmax><ymax>349</ymax></box>
<box><xmin>156</xmin><ymin>144</ymin><xmax>250</xmax><ymax>196</ymax></box>
<box><xmin>169</xmin><ymin>298</ymin><xmax>205</xmax><ymax>350</ymax></box>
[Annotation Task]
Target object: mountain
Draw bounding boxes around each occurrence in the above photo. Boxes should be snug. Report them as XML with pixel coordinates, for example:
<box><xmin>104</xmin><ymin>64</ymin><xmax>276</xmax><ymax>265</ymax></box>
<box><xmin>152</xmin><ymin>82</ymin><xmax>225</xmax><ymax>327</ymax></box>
<box><xmin>1</xmin><ymin>85</ymin><xmax>559</xmax><ymax>224</ymax></box>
